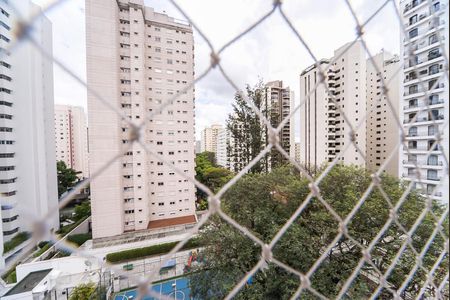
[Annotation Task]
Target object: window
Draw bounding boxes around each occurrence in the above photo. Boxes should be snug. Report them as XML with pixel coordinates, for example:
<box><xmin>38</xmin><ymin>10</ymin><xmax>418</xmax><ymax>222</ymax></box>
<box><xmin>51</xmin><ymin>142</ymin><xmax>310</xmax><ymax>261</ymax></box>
<box><xmin>429</xmin><ymin>64</ymin><xmax>439</xmax><ymax>75</ymax></box>
<box><xmin>408</xmin><ymin>28</ymin><xmax>418</xmax><ymax>39</ymax></box>
<box><xmin>408</xmin><ymin>141</ymin><xmax>417</xmax><ymax>149</ymax></box>
<box><xmin>428</xmin><ymin>155</ymin><xmax>438</xmax><ymax>166</ymax></box>
<box><xmin>408</xmin><ymin>126</ymin><xmax>417</xmax><ymax>136</ymax></box>
<box><xmin>408</xmin><ymin>85</ymin><xmax>418</xmax><ymax>94</ymax></box>
<box><xmin>429</xmin><ymin>94</ymin><xmax>439</xmax><ymax>105</ymax></box>
<box><xmin>428</xmin><ymin>125</ymin><xmax>437</xmax><ymax>136</ymax></box>
<box><xmin>429</xmin><ymin>34</ymin><xmax>438</xmax><ymax>45</ymax></box>
<box><xmin>426</xmin><ymin>184</ymin><xmax>435</xmax><ymax>195</ymax></box>
<box><xmin>409</xmin><ymin>15</ymin><xmax>417</xmax><ymax>25</ymax></box>
<box><xmin>431</xmin><ymin>1</ymin><xmax>440</xmax><ymax>13</ymax></box>
<box><xmin>427</xmin><ymin>169</ymin><xmax>438</xmax><ymax>180</ymax></box>
<box><xmin>428</xmin><ymin>48</ymin><xmax>441</xmax><ymax>60</ymax></box>
<box><xmin>408</xmin><ymin>154</ymin><xmax>417</xmax><ymax>163</ymax></box>
<box><xmin>428</xmin><ymin>79</ymin><xmax>438</xmax><ymax>90</ymax></box>
<box><xmin>408</xmin><ymin>99</ymin><xmax>418</xmax><ymax>108</ymax></box>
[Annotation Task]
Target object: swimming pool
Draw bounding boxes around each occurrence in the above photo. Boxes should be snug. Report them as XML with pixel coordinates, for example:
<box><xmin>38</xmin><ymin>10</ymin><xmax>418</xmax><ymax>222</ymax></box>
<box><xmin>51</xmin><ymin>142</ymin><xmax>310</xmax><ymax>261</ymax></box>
<box><xmin>114</xmin><ymin>277</ymin><xmax>192</xmax><ymax>300</ymax></box>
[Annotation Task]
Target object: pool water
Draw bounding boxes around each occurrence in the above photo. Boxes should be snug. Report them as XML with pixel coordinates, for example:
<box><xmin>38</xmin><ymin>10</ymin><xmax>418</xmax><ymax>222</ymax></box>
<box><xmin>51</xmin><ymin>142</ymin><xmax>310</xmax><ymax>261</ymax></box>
<box><xmin>114</xmin><ymin>277</ymin><xmax>192</xmax><ymax>300</ymax></box>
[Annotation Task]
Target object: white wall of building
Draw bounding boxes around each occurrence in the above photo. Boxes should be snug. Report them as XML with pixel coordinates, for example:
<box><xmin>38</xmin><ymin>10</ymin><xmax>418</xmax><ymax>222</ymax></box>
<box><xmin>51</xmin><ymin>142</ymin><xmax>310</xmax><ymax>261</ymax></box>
<box><xmin>0</xmin><ymin>1</ymin><xmax>58</xmax><ymax>268</ymax></box>
<box><xmin>399</xmin><ymin>0</ymin><xmax>449</xmax><ymax>202</ymax></box>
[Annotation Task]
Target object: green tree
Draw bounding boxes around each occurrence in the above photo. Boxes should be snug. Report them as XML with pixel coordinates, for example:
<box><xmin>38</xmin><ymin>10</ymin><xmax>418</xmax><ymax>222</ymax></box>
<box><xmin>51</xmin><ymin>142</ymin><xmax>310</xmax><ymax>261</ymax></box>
<box><xmin>74</xmin><ymin>201</ymin><xmax>91</xmax><ymax>221</ymax></box>
<box><xmin>195</xmin><ymin>152</ymin><xmax>234</xmax><ymax>204</ymax></box>
<box><xmin>69</xmin><ymin>282</ymin><xmax>96</xmax><ymax>300</ymax></box>
<box><xmin>57</xmin><ymin>161</ymin><xmax>79</xmax><ymax>197</ymax></box>
<box><xmin>227</xmin><ymin>81</ymin><xmax>267</xmax><ymax>174</ymax></box>
<box><xmin>191</xmin><ymin>165</ymin><xmax>448</xmax><ymax>299</ymax></box>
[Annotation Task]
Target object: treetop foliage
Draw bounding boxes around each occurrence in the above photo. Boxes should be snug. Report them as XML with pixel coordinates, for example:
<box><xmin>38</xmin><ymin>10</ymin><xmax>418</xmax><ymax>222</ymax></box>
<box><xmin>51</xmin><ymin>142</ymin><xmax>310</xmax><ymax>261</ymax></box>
<box><xmin>191</xmin><ymin>165</ymin><xmax>448</xmax><ymax>299</ymax></box>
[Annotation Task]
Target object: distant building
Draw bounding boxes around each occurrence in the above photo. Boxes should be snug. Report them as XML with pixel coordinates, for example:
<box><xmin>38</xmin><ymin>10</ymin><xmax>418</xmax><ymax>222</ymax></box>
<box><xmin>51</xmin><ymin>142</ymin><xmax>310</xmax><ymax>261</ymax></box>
<box><xmin>54</xmin><ymin>105</ymin><xmax>89</xmax><ymax>178</ymax></box>
<box><xmin>195</xmin><ymin>140</ymin><xmax>201</xmax><ymax>154</ymax></box>
<box><xmin>86</xmin><ymin>0</ymin><xmax>196</xmax><ymax>239</ymax></box>
<box><xmin>300</xmin><ymin>41</ymin><xmax>367</xmax><ymax>172</ymax></box>
<box><xmin>299</xmin><ymin>41</ymin><xmax>401</xmax><ymax>176</ymax></box>
<box><xmin>264</xmin><ymin>80</ymin><xmax>295</xmax><ymax>161</ymax></box>
<box><xmin>200</xmin><ymin>124</ymin><xmax>223</xmax><ymax>153</ymax></box>
<box><xmin>0</xmin><ymin>1</ymin><xmax>59</xmax><ymax>269</ymax></box>
<box><xmin>216</xmin><ymin>127</ymin><xmax>232</xmax><ymax>169</ymax></box>
<box><xmin>294</xmin><ymin>142</ymin><xmax>301</xmax><ymax>163</ymax></box>
<box><xmin>366</xmin><ymin>51</ymin><xmax>400</xmax><ymax>176</ymax></box>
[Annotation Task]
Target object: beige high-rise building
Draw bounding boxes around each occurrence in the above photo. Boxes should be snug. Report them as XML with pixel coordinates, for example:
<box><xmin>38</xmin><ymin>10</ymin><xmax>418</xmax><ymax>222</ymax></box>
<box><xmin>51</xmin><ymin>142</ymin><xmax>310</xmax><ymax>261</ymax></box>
<box><xmin>300</xmin><ymin>42</ymin><xmax>403</xmax><ymax>176</ymax></box>
<box><xmin>200</xmin><ymin>124</ymin><xmax>222</xmax><ymax>153</ymax></box>
<box><xmin>54</xmin><ymin>105</ymin><xmax>89</xmax><ymax>178</ymax></box>
<box><xmin>300</xmin><ymin>41</ymin><xmax>367</xmax><ymax>171</ymax></box>
<box><xmin>86</xmin><ymin>0</ymin><xmax>196</xmax><ymax>239</ymax></box>
<box><xmin>366</xmin><ymin>52</ymin><xmax>400</xmax><ymax>176</ymax></box>
<box><xmin>264</xmin><ymin>80</ymin><xmax>295</xmax><ymax>161</ymax></box>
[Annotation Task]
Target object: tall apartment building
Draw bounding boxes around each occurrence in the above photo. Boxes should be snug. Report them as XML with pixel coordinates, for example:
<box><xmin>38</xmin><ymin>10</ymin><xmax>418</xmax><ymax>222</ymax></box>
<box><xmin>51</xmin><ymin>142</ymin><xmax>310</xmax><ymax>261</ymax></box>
<box><xmin>300</xmin><ymin>41</ymin><xmax>367</xmax><ymax>171</ymax></box>
<box><xmin>0</xmin><ymin>1</ymin><xmax>59</xmax><ymax>268</ymax></box>
<box><xmin>86</xmin><ymin>0</ymin><xmax>197</xmax><ymax>239</ymax></box>
<box><xmin>200</xmin><ymin>124</ymin><xmax>222</xmax><ymax>153</ymax></box>
<box><xmin>400</xmin><ymin>0</ymin><xmax>448</xmax><ymax>201</ymax></box>
<box><xmin>300</xmin><ymin>41</ymin><xmax>403</xmax><ymax>176</ymax></box>
<box><xmin>54</xmin><ymin>105</ymin><xmax>89</xmax><ymax>178</ymax></box>
<box><xmin>264</xmin><ymin>80</ymin><xmax>295</xmax><ymax>161</ymax></box>
<box><xmin>366</xmin><ymin>52</ymin><xmax>401</xmax><ymax>176</ymax></box>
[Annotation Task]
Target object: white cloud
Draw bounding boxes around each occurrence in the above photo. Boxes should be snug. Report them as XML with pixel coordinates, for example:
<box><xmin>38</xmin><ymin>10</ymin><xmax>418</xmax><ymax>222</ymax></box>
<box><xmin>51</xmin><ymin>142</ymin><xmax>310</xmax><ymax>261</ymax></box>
<box><xmin>32</xmin><ymin>0</ymin><xmax>400</xmax><ymax>140</ymax></box>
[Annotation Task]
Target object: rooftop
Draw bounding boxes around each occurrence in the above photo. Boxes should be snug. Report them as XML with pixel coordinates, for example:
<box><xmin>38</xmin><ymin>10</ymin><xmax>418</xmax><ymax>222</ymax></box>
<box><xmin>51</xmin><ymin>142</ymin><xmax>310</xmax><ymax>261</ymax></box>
<box><xmin>3</xmin><ymin>269</ymin><xmax>52</xmax><ymax>296</ymax></box>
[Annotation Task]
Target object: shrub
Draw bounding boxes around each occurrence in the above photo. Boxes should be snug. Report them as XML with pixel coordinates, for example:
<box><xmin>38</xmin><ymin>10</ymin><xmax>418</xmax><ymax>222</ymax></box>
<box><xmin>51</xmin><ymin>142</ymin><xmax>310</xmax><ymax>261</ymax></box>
<box><xmin>67</xmin><ymin>233</ymin><xmax>92</xmax><ymax>246</ymax></box>
<box><xmin>3</xmin><ymin>232</ymin><xmax>30</xmax><ymax>253</ymax></box>
<box><xmin>38</xmin><ymin>241</ymin><xmax>49</xmax><ymax>249</ymax></box>
<box><xmin>33</xmin><ymin>242</ymin><xmax>53</xmax><ymax>258</ymax></box>
<box><xmin>106</xmin><ymin>238</ymin><xmax>201</xmax><ymax>263</ymax></box>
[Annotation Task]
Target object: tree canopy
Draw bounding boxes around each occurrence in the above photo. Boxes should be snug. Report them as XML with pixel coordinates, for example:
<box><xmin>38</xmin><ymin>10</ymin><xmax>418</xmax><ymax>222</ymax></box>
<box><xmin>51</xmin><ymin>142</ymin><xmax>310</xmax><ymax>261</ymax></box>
<box><xmin>57</xmin><ymin>161</ymin><xmax>79</xmax><ymax>197</ymax></box>
<box><xmin>69</xmin><ymin>282</ymin><xmax>96</xmax><ymax>300</ymax></box>
<box><xmin>195</xmin><ymin>152</ymin><xmax>234</xmax><ymax>207</ymax></box>
<box><xmin>190</xmin><ymin>165</ymin><xmax>448</xmax><ymax>299</ymax></box>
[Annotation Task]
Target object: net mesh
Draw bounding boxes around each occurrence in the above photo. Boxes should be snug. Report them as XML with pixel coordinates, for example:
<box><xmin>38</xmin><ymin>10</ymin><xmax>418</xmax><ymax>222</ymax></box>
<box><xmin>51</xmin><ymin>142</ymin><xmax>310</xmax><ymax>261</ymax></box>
<box><xmin>0</xmin><ymin>0</ymin><xmax>448</xmax><ymax>299</ymax></box>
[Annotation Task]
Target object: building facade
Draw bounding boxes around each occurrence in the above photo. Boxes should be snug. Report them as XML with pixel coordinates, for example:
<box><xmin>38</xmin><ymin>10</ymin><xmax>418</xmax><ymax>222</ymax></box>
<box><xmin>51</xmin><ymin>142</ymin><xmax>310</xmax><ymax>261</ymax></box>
<box><xmin>216</xmin><ymin>126</ymin><xmax>232</xmax><ymax>169</ymax></box>
<box><xmin>86</xmin><ymin>0</ymin><xmax>197</xmax><ymax>239</ymax></box>
<box><xmin>300</xmin><ymin>41</ymin><xmax>367</xmax><ymax>171</ymax></box>
<box><xmin>294</xmin><ymin>142</ymin><xmax>301</xmax><ymax>163</ymax></box>
<box><xmin>366</xmin><ymin>52</ymin><xmax>401</xmax><ymax>176</ymax></box>
<box><xmin>400</xmin><ymin>0</ymin><xmax>448</xmax><ymax>202</ymax></box>
<box><xmin>54</xmin><ymin>105</ymin><xmax>89</xmax><ymax>178</ymax></box>
<box><xmin>200</xmin><ymin>124</ymin><xmax>222</xmax><ymax>153</ymax></box>
<box><xmin>0</xmin><ymin>1</ymin><xmax>59</xmax><ymax>268</ymax></box>
<box><xmin>264</xmin><ymin>80</ymin><xmax>295</xmax><ymax>162</ymax></box>
<box><xmin>300</xmin><ymin>41</ymin><xmax>403</xmax><ymax>176</ymax></box>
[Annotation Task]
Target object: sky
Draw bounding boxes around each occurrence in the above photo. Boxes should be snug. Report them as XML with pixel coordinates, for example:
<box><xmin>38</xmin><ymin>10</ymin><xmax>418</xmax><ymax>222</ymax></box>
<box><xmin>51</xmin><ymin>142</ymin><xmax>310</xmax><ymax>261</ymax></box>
<box><xmin>31</xmin><ymin>0</ymin><xmax>401</xmax><ymax>141</ymax></box>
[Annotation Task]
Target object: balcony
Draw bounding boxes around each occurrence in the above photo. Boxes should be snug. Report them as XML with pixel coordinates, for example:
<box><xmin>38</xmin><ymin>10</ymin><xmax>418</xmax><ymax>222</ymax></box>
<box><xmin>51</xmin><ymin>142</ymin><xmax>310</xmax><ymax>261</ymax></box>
<box><xmin>403</xmin><ymin>116</ymin><xmax>427</xmax><ymax>123</ymax></box>
<box><xmin>403</xmin><ymin>160</ymin><xmax>443</xmax><ymax>166</ymax></box>
<box><xmin>403</xmin><ymin>145</ymin><xmax>442</xmax><ymax>152</ymax></box>
<box><xmin>403</xmin><ymin>0</ymin><xmax>426</xmax><ymax>14</ymax></box>
<box><xmin>428</xmin><ymin>99</ymin><xmax>444</xmax><ymax>105</ymax></box>
<box><xmin>428</xmin><ymin>52</ymin><xmax>442</xmax><ymax>61</ymax></box>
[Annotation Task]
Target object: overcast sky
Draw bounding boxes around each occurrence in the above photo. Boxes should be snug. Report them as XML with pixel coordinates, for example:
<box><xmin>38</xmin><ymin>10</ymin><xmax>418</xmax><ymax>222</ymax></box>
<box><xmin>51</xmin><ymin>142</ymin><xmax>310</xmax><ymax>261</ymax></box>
<box><xmin>31</xmin><ymin>0</ymin><xmax>400</xmax><ymax>140</ymax></box>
